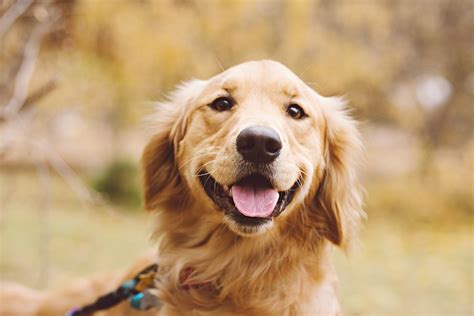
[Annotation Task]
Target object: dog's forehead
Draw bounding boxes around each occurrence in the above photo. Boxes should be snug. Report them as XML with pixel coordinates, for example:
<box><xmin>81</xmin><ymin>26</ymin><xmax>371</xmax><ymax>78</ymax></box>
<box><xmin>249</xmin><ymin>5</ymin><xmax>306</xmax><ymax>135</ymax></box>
<box><xmin>213</xmin><ymin>60</ymin><xmax>306</xmax><ymax>97</ymax></box>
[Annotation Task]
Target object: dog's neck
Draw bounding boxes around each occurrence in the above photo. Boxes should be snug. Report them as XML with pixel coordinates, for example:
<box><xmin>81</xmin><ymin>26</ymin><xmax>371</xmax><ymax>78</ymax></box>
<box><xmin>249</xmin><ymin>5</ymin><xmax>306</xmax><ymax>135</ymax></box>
<box><xmin>153</xmin><ymin>204</ymin><xmax>337</xmax><ymax>314</ymax></box>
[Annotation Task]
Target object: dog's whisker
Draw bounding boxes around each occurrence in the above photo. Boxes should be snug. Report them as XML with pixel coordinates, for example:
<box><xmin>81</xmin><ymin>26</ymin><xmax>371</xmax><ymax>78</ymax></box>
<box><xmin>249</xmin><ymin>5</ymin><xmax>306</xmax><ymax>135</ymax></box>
<box><xmin>196</xmin><ymin>161</ymin><xmax>224</xmax><ymax>189</ymax></box>
<box><xmin>298</xmin><ymin>168</ymin><xmax>309</xmax><ymax>177</ymax></box>
<box><xmin>181</xmin><ymin>147</ymin><xmax>221</xmax><ymax>160</ymax></box>
<box><xmin>191</xmin><ymin>160</ymin><xmax>221</xmax><ymax>178</ymax></box>
<box><xmin>178</xmin><ymin>146</ymin><xmax>225</xmax><ymax>169</ymax></box>
<box><xmin>178</xmin><ymin>151</ymin><xmax>221</xmax><ymax>171</ymax></box>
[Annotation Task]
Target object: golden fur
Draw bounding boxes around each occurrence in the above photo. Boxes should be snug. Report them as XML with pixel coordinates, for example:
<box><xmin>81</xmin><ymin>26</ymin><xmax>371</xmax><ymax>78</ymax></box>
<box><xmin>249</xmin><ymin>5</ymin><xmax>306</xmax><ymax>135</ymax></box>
<box><xmin>142</xmin><ymin>60</ymin><xmax>364</xmax><ymax>315</ymax></box>
<box><xmin>0</xmin><ymin>60</ymin><xmax>364</xmax><ymax>316</ymax></box>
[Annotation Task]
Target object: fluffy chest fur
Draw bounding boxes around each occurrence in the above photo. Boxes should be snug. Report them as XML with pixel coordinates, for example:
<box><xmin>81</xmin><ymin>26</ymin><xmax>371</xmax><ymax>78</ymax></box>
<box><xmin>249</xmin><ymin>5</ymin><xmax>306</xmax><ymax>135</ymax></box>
<box><xmin>152</xmin><ymin>208</ymin><xmax>341</xmax><ymax>316</ymax></box>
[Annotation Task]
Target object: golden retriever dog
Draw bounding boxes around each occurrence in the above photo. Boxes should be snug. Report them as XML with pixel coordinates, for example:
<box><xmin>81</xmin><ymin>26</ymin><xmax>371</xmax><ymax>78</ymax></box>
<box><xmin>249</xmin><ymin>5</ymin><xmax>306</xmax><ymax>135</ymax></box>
<box><xmin>0</xmin><ymin>60</ymin><xmax>363</xmax><ymax>316</ymax></box>
<box><xmin>142</xmin><ymin>60</ymin><xmax>364</xmax><ymax>315</ymax></box>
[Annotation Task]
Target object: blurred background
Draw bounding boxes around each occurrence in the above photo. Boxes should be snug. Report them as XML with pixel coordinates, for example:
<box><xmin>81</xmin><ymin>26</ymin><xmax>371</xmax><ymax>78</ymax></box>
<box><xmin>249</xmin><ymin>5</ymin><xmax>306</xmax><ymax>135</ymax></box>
<box><xmin>0</xmin><ymin>0</ymin><xmax>472</xmax><ymax>315</ymax></box>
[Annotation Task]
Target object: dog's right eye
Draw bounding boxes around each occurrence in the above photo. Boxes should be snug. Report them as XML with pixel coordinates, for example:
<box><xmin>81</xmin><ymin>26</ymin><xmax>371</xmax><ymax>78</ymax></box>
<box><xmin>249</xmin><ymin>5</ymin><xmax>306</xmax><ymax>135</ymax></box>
<box><xmin>210</xmin><ymin>97</ymin><xmax>234</xmax><ymax>111</ymax></box>
<box><xmin>287</xmin><ymin>104</ymin><xmax>307</xmax><ymax>120</ymax></box>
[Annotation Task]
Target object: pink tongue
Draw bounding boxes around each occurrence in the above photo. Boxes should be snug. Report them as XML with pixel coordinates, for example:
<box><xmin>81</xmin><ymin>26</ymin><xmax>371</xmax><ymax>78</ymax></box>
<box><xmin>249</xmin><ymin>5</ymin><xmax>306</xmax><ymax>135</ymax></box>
<box><xmin>231</xmin><ymin>185</ymin><xmax>279</xmax><ymax>218</ymax></box>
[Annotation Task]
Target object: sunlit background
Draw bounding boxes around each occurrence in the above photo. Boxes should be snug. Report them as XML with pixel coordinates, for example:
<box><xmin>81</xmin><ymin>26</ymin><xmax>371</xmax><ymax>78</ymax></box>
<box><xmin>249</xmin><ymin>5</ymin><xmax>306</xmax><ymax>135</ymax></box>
<box><xmin>0</xmin><ymin>0</ymin><xmax>472</xmax><ymax>315</ymax></box>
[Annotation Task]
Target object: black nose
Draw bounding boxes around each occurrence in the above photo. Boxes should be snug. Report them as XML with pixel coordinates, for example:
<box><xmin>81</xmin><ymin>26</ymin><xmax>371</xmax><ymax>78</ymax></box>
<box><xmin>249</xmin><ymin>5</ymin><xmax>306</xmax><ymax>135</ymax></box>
<box><xmin>236</xmin><ymin>126</ymin><xmax>282</xmax><ymax>164</ymax></box>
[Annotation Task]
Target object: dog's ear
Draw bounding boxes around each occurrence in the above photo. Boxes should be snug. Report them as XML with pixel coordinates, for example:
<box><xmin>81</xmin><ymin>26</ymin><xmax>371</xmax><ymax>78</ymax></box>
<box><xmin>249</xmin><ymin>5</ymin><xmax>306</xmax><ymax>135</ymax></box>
<box><xmin>141</xmin><ymin>80</ymin><xmax>205</xmax><ymax>211</ymax></box>
<box><xmin>314</xmin><ymin>97</ymin><xmax>365</xmax><ymax>247</ymax></box>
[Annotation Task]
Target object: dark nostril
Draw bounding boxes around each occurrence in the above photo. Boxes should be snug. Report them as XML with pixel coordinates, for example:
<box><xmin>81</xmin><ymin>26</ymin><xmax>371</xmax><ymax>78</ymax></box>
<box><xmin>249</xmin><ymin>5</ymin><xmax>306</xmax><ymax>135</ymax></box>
<box><xmin>236</xmin><ymin>126</ymin><xmax>282</xmax><ymax>164</ymax></box>
<box><xmin>265</xmin><ymin>138</ymin><xmax>282</xmax><ymax>154</ymax></box>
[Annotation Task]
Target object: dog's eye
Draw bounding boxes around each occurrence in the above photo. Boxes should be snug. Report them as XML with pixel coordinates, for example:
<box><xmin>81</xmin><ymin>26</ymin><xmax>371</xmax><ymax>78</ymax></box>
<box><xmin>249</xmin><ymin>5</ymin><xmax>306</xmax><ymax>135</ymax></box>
<box><xmin>210</xmin><ymin>97</ymin><xmax>234</xmax><ymax>111</ymax></box>
<box><xmin>287</xmin><ymin>104</ymin><xmax>307</xmax><ymax>120</ymax></box>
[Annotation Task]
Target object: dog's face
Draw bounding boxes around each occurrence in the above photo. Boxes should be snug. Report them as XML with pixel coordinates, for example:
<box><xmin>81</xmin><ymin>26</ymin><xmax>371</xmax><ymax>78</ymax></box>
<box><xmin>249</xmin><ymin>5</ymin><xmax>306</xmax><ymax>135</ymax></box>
<box><xmin>178</xmin><ymin>62</ymin><xmax>326</xmax><ymax>235</ymax></box>
<box><xmin>143</xmin><ymin>60</ymin><xmax>363</xmax><ymax>246</ymax></box>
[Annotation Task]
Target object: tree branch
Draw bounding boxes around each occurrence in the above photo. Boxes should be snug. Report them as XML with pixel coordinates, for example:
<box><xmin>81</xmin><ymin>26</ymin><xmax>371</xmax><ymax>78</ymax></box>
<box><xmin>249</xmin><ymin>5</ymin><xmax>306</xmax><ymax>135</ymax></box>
<box><xmin>1</xmin><ymin>22</ymin><xmax>51</xmax><ymax>119</ymax></box>
<box><xmin>0</xmin><ymin>0</ymin><xmax>34</xmax><ymax>42</ymax></box>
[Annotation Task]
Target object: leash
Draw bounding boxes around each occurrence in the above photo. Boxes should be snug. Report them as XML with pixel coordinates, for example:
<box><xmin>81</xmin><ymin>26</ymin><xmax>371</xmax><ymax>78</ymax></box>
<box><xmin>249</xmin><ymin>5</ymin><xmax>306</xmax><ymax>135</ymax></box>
<box><xmin>66</xmin><ymin>263</ymin><xmax>160</xmax><ymax>316</ymax></box>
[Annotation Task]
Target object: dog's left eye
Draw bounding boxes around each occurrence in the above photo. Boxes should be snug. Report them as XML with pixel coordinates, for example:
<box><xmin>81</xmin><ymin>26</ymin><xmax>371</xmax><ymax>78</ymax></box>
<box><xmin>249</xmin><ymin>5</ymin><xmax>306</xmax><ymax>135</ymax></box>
<box><xmin>287</xmin><ymin>104</ymin><xmax>307</xmax><ymax>120</ymax></box>
<box><xmin>210</xmin><ymin>97</ymin><xmax>234</xmax><ymax>111</ymax></box>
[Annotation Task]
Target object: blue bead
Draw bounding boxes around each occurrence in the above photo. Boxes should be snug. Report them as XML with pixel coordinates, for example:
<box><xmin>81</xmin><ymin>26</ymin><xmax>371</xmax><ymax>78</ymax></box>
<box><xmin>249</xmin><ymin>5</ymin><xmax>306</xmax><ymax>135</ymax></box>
<box><xmin>121</xmin><ymin>280</ymin><xmax>137</xmax><ymax>291</ymax></box>
<box><xmin>130</xmin><ymin>292</ymin><xmax>145</xmax><ymax>309</ymax></box>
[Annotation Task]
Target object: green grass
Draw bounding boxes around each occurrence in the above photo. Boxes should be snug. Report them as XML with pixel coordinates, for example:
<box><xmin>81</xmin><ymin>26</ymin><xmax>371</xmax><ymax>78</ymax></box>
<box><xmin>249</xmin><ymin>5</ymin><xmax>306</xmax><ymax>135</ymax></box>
<box><xmin>0</xmin><ymin>171</ymin><xmax>472</xmax><ymax>315</ymax></box>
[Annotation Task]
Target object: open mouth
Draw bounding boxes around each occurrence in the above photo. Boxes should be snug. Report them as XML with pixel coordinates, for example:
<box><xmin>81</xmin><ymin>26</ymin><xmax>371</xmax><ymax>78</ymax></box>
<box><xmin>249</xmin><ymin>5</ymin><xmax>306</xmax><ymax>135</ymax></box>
<box><xmin>198</xmin><ymin>171</ymin><xmax>298</xmax><ymax>228</ymax></box>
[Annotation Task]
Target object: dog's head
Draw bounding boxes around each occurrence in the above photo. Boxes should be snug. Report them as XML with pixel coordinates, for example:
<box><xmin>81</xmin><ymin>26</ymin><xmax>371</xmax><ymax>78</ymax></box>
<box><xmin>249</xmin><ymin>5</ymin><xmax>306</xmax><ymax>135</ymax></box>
<box><xmin>142</xmin><ymin>60</ymin><xmax>363</xmax><ymax>247</ymax></box>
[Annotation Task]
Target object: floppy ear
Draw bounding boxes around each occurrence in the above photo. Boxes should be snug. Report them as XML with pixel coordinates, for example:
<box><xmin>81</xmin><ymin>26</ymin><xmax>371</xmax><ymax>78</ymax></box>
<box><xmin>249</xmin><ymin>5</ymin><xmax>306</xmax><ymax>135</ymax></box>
<box><xmin>315</xmin><ymin>97</ymin><xmax>365</xmax><ymax>247</ymax></box>
<box><xmin>141</xmin><ymin>80</ymin><xmax>205</xmax><ymax>210</ymax></box>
